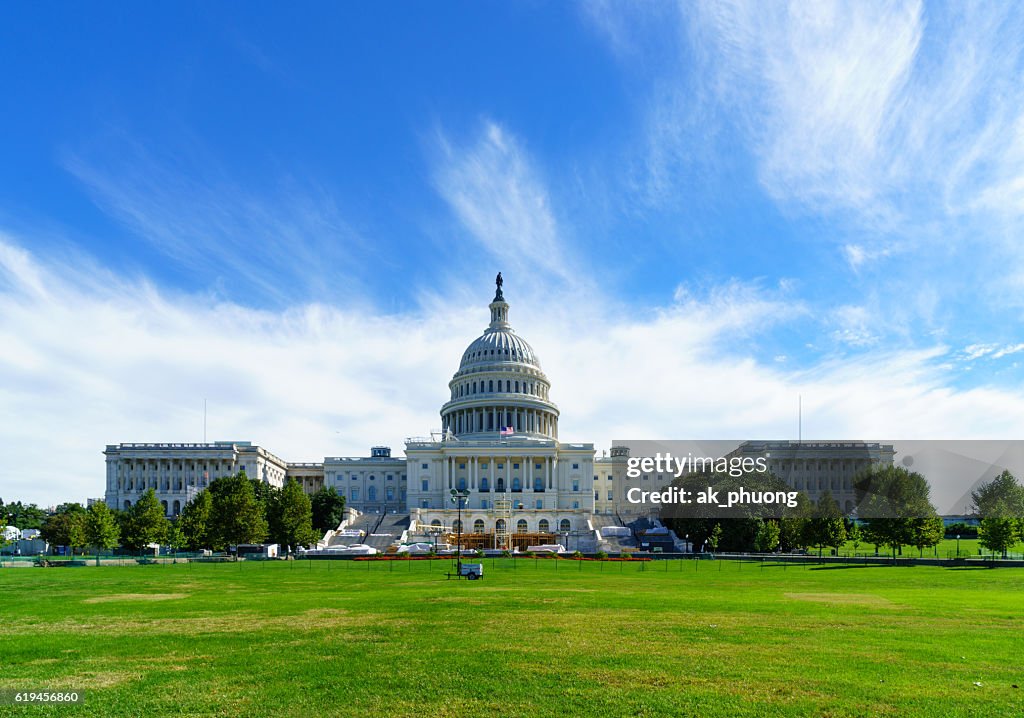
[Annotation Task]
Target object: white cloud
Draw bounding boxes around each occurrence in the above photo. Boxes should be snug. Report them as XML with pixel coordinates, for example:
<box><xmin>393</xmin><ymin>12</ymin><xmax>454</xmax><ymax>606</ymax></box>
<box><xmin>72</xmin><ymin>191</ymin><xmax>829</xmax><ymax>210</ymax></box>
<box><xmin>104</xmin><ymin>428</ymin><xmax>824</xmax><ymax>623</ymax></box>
<box><xmin>63</xmin><ymin>138</ymin><xmax>370</xmax><ymax>305</ymax></box>
<box><xmin>7</xmin><ymin>234</ymin><xmax>1024</xmax><ymax>509</ymax></box>
<box><xmin>432</xmin><ymin>121</ymin><xmax>584</xmax><ymax>291</ymax></box>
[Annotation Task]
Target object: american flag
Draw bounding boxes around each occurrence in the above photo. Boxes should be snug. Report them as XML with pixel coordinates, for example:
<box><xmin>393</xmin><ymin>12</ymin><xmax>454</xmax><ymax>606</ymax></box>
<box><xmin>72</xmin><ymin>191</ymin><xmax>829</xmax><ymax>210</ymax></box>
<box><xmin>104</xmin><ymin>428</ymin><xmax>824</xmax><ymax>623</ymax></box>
<box><xmin>500</xmin><ymin>426</ymin><xmax>515</xmax><ymax>437</ymax></box>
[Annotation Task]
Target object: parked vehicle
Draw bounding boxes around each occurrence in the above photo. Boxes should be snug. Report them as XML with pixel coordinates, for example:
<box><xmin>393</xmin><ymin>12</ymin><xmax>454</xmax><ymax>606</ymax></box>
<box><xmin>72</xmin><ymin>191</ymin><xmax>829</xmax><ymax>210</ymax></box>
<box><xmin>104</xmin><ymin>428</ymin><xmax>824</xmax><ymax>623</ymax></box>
<box><xmin>460</xmin><ymin>563</ymin><xmax>483</xmax><ymax>580</ymax></box>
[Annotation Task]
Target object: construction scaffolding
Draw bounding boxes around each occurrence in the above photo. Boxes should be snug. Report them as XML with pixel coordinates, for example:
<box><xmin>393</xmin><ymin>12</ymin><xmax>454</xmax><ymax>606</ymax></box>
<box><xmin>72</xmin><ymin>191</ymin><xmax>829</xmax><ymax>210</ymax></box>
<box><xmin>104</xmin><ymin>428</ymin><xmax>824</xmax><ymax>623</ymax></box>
<box><xmin>492</xmin><ymin>497</ymin><xmax>513</xmax><ymax>550</ymax></box>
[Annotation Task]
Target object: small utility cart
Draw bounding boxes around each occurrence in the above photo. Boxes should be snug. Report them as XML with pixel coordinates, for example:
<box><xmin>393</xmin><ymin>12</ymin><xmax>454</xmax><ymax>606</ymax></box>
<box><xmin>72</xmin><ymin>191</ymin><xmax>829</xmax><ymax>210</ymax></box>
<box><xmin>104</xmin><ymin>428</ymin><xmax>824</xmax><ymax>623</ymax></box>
<box><xmin>459</xmin><ymin>563</ymin><xmax>484</xmax><ymax>580</ymax></box>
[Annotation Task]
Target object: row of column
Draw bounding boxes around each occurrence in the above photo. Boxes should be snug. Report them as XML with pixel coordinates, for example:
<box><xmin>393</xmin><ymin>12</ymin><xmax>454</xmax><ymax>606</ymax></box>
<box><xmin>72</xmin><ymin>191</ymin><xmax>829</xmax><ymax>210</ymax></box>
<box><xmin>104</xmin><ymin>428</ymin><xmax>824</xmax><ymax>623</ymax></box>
<box><xmin>443</xmin><ymin>406</ymin><xmax>556</xmax><ymax>437</ymax></box>
<box><xmin>112</xmin><ymin>458</ymin><xmax>236</xmax><ymax>491</ymax></box>
<box><xmin>442</xmin><ymin>454</ymin><xmax>560</xmax><ymax>492</ymax></box>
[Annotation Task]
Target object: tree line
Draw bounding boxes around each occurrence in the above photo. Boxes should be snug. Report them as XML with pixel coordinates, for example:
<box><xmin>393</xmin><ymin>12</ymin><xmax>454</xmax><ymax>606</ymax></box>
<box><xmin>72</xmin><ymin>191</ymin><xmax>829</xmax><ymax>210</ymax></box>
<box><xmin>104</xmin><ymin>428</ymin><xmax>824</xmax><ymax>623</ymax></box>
<box><xmin>29</xmin><ymin>473</ymin><xmax>345</xmax><ymax>555</ymax></box>
<box><xmin>663</xmin><ymin>465</ymin><xmax>1024</xmax><ymax>558</ymax></box>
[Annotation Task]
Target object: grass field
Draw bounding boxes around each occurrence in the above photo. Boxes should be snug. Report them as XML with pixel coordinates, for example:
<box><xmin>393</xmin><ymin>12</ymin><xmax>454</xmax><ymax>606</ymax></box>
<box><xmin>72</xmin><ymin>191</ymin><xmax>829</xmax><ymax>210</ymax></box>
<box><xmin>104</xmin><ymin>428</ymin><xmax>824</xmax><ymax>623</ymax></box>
<box><xmin>1</xmin><ymin>558</ymin><xmax>1022</xmax><ymax>717</ymax></box>
<box><xmin>818</xmin><ymin>537</ymin><xmax>1024</xmax><ymax>559</ymax></box>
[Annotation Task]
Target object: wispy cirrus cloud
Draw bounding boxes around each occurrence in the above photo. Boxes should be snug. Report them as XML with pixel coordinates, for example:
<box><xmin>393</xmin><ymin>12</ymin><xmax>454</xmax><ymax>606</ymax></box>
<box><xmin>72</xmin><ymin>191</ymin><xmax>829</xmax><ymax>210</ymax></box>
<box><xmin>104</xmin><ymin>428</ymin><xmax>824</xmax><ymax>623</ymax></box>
<box><xmin>432</xmin><ymin>121</ymin><xmax>585</xmax><ymax>292</ymax></box>
<box><xmin>63</xmin><ymin>136</ymin><xmax>370</xmax><ymax>306</ymax></box>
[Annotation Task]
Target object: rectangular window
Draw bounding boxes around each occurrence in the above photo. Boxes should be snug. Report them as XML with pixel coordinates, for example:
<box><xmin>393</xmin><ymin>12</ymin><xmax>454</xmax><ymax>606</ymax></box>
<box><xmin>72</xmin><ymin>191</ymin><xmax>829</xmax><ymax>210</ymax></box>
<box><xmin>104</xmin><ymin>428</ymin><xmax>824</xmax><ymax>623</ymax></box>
<box><xmin>513</xmin><ymin>463</ymin><xmax>519</xmax><ymax>469</ymax></box>
<box><xmin>386</xmin><ymin>487</ymin><xmax>394</xmax><ymax>501</ymax></box>
<box><xmin>536</xmin><ymin>499</ymin><xmax>543</xmax><ymax>509</ymax></box>
<box><xmin>421</xmin><ymin>479</ymin><xmax>429</xmax><ymax>491</ymax></box>
<box><xmin>481</xmin><ymin>462</ymin><xmax>489</xmax><ymax>469</ymax></box>
<box><xmin>607</xmin><ymin>490</ymin><xmax>613</xmax><ymax>500</ymax></box>
<box><xmin>572</xmin><ymin>463</ymin><xmax>579</xmax><ymax>470</ymax></box>
<box><xmin>420</xmin><ymin>499</ymin><xmax>428</xmax><ymax>509</ymax></box>
<box><xmin>351</xmin><ymin>488</ymin><xmax>360</xmax><ymax>501</ymax></box>
<box><xmin>421</xmin><ymin>463</ymin><xmax>428</xmax><ymax>469</ymax></box>
<box><xmin>572</xmin><ymin>480</ymin><xmax>579</xmax><ymax>492</ymax></box>
<box><xmin>459</xmin><ymin>463</ymin><xmax>466</xmax><ymax>469</ymax></box>
<box><xmin>573</xmin><ymin>501</ymin><xmax>579</xmax><ymax>509</ymax></box>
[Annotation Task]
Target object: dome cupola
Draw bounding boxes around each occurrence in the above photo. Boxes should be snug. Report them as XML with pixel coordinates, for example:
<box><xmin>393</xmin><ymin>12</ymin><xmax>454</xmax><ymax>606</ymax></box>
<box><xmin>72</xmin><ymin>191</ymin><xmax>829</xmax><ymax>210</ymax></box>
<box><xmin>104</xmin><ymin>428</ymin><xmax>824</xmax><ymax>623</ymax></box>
<box><xmin>440</xmin><ymin>273</ymin><xmax>559</xmax><ymax>439</ymax></box>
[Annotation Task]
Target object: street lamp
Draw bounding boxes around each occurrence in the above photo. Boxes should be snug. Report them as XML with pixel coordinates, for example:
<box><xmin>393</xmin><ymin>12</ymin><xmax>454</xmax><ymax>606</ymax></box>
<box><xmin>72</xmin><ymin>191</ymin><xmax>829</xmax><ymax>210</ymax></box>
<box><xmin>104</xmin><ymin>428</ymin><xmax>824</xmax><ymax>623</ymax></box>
<box><xmin>956</xmin><ymin>534</ymin><xmax>960</xmax><ymax>558</ymax></box>
<box><xmin>450</xmin><ymin>488</ymin><xmax>470</xmax><ymax>577</ymax></box>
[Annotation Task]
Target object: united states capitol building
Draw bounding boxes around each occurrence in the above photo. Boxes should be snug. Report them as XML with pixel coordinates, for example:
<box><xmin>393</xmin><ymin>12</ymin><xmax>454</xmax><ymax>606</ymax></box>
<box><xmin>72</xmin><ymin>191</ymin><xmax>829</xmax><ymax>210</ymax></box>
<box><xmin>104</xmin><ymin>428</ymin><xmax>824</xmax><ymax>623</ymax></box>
<box><xmin>102</xmin><ymin>276</ymin><xmax>893</xmax><ymax>550</ymax></box>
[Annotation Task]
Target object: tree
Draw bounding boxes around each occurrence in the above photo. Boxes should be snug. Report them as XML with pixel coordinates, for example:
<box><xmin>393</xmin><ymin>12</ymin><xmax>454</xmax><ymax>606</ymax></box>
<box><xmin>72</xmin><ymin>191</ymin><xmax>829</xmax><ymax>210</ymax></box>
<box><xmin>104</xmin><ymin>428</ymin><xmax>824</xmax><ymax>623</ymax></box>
<box><xmin>85</xmin><ymin>501</ymin><xmax>120</xmax><ymax>551</ymax></box>
<box><xmin>707</xmin><ymin>523</ymin><xmax>722</xmax><ymax>552</ymax></box>
<box><xmin>40</xmin><ymin>503</ymin><xmax>88</xmax><ymax>555</ymax></box>
<box><xmin>754</xmin><ymin>520</ymin><xmax>781</xmax><ymax>552</ymax></box>
<box><xmin>979</xmin><ymin>512</ymin><xmax>1019</xmax><ymax>558</ymax></box>
<box><xmin>166</xmin><ymin>522</ymin><xmax>186</xmax><ymax>553</ymax></box>
<box><xmin>311</xmin><ymin>486</ymin><xmax>346</xmax><ymax>534</ymax></box>
<box><xmin>848</xmin><ymin>522</ymin><xmax>863</xmax><ymax>554</ymax></box>
<box><xmin>121</xmin><ymin>489</ymin><xmax>170</xmax><ymax>551</ymax></box>
<box><xmin>804</xmin><ymin>491</ymin><xmax>846</xmax><ymax>557</ymax></box>
<box><xmin>978</xmin><ymin>495</ymin><xmax>1019</xmax><ymax>557</ymax></box>
<box><xmin>972</xmin><ymin>470</ymin><xmax>1024</xmax><ymax>518</ymax></box>
<box><xmin>908</xmin><ymin>516</ymin><xmax>945</xmax><ymax>557</ymax></box>
<box><xmin>1</xmin><ymin>500</ymin><xmax>48</xmax><ymax>530</ymax></box>
<box><xmin>208</xmin><ymin>474</ymin><xmax>268</xmax><ymax>550</ymax></box>
<box><xmin>855</xmin><ymin>466</ymin><xmax>941</xmax><ymax>559</ymax></box>
<box><xmin>178</xmin><ymin>490</ymin><xmax>213</xmax><ymax>551</ymax></box>
<box><xmin>271</xmin><ymin>479</ymin><xmax>319</xmax><ymax>554</ymax></box>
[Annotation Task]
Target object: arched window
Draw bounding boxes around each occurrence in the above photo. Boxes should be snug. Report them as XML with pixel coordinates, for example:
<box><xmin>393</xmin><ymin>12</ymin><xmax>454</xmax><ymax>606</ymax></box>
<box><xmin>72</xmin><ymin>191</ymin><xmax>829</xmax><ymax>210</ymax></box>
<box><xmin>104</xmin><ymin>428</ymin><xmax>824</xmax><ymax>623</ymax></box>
<box><xmin>458</xmin><ymin>478</ymin><xmax>467</xmax><ymax>491</ymax></box>
<box><xmin>515</xmin><ymin>380</ymin><xmax>519</xmax><ymax>392</ymax></box>
<box><xmin>533</xmin><ymin>478</ymin><xmax>543</xmax><ymax>491</ymax></box>
<box><xmin>495</xmin><ymin>519</ymin><xmax>506</xmax><ymax>532</ymax></box>
<box><xmin>538</xmin><ymin>519</ymin><xmax>550</xmax><ymax>532</ymax></box>
<box><xmin>489</xmin><ymin>380</ymin><xmax>494</xmax><ymax>392</ymax></box>
<box><xmin>517</xmin><ymin>519</ymin><xmax>528</xmax><ymax>533</ymax></box>
<box><xmin>512</xmin><ymin>477</ymin><xmax>521</xmax><ymax>491</ymax></box>
<box><xmin>123</xmin><ymin>500</ymin><xmax>131</xmax><ymax>510</ymax></box>
<box><xmin>480</xmin><ymin>478</ymin><xmax>489</xmax><ymax>491</ymax></box>
<box><xmin>368</xmin><ymin>486</ymin><xmax>377</xmax><ymax>501</ymax></box>
<box><xmin>496</xmin><ymin>478</ymin><xmax>505</xmax><ymax>492</ymax></box>
<box><xmin>473</xmin><ymin>519</ymin><xmax>485</xmax><ymax>533</ymax></box>
<box><xmin>452</xmin><ymin>520</ymin><xmax>463</xmax><ymax>533</ymax></box>
<box><xmin>161</xmin><ymin>500</ymin><xmax>169</xmax><ymax>516</ymax></box>
<box><xmin>506</xmin><ymin>380</ymin><xmax>511</xmax><ymax>392</ymax></box>
<box><xmin>431</xmin><ymin>519</ymin><xmax>442</xmax><ymax>528</ymax></box>
<box><xmin>172</xmin><ymin>500</ymin><xmax>181</xmax><ymax>515</ymax></box>
<box><xmin>559</xmin><ymin>519</ymin><xmax>571</xmax><ymax>532</ymax></box>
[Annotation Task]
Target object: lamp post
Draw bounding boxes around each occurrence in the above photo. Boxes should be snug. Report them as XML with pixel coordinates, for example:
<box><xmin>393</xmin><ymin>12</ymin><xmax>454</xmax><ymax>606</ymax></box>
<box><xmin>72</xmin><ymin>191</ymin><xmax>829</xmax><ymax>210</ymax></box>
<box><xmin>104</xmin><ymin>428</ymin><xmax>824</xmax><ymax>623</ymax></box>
<box><xmin>450</xmin><ymin>488</ymin><xmax>470</xmax><ymax>577</ymax></box>
<box><xmin>956</xmin><ymin>534</ymin><xmax>960</xmax><ymax>558</ymax></box>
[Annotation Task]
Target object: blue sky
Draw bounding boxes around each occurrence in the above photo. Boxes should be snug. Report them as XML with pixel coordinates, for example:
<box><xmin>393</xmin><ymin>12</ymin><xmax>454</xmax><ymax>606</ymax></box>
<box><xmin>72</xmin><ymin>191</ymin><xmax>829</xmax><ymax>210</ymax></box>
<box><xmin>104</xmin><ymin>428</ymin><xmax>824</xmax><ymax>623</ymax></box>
<box><xmin>4</xmin><ymin>2</ymin><xmax>1024</xmax><ymax>506</ymax></box>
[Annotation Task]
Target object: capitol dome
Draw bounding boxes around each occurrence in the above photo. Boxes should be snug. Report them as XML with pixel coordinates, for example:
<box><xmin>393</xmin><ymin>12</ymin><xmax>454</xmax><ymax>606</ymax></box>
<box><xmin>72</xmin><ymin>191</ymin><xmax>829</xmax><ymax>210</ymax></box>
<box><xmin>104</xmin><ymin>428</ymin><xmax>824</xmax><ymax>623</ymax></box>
<box><xmin>440</xmin><ymin>275</ymin><xmax>559</xmax><ymax>440</ymax></box>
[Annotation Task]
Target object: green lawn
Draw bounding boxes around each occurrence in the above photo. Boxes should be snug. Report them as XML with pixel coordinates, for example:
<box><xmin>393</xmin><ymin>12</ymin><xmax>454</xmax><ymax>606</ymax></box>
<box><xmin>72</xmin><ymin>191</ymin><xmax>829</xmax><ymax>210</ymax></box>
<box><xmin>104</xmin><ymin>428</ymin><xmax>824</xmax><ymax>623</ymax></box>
<box><xmin>1</xmin><ymin>558</ymin><xmax>1022</xmax><ymax>717</ymax></box>
<box><xmin>817</xmin><ymin>537</ymin><xmax>1024</xmax><ymax>559</ymax></box>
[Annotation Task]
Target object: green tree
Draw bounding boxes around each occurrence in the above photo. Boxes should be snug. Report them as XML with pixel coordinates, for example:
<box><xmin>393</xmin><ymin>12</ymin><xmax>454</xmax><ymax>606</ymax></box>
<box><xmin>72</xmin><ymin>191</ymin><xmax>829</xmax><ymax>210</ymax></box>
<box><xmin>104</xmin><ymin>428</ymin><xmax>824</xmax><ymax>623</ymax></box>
<box><xmin>804</xmin><ymin>491</ymin><xmax>846</xmax><ymax>557</ymax></box>
<box><xmin>121</xmin><ymin>489</ymin><xmax>170</xmax><ymax>551</ymax></box>
<box><xmin>40</xmin><ymin>503</ymin><xmax>88</xmax><ymax>555</ymax></box>
<box><xmin>311</xmin><ymin>486</ymin><xmax>346</xmax><ymax>534</ymax></box>
<box><xmin>707</xmin><ymin>523</ymin><xmax>722</xmax><ymax>551</ymax></box>
<box><xmin>178</xmin><ymin>490</ymin><xmax>213</xmax><ymax>550</ymax></box>
<box><xmin>979</xmin><ymin>513</ymin><xmax>1019</xmax><ymax>558</ymax></box>
<box><xmin>855</xmin><ymin>466</ymin><xmax>941</xmax><ymax>559</ymax></box>
<box><xmin>272</xmin><ymin>478</ymin><xmax>319</xmax><ymax>554</ymax></box>
<box><xmin>208</xmin><ymin>473</ymin><xmax>268</xmax><ymax>550</ymax></box>
<box><xmin>754</xmin><ymin>519</ymin><xmax>781</xmax><ymax>552</ymax></box>
<box><xmin>847</xmin><ymin>521</ymin><xmax>863</xmax><ymax>554</ymax></box>
<box><xmin>85</xmin><ymin>501</ymin><xmax>120</xmax><ymax>551</ymax></box>
<box><xmin>909</xmin><ymin>516</ymin><xmax>945</xmax><ymax>557</ymax></box>
<box><xmin>972</xmin><ymin>470</ymin><xmax>1024</xmax><ymax>518</ymax></box>
<box><xmin>166</xmin><ymin>522</ymin><xmax>186</xmax><ymax>553</ymax></box>
<box><xmin>2</xmin><ymin>501</ymin><xmax>48</xmax><ymax>530</ymax></box>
